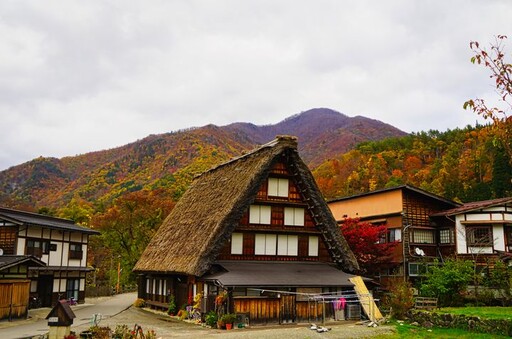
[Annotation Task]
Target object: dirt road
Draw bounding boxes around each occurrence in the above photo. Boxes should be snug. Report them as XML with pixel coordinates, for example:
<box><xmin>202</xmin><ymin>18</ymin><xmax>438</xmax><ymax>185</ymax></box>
<box><xmin>73</xmin><ymin>307</ymin><xmax>396</xmax><ymax>338</ymax></box>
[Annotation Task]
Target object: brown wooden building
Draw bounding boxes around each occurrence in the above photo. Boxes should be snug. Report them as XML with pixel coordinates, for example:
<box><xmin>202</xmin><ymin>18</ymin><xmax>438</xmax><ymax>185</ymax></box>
<box><xmin>134</xmin><ymin>136</ymin><xmax>361</xmax><ymax>324</ymax></box>
<box><xmin>328</xmin><ymin>186</ymin><xmax>460</xmax><ymax>287</ymax></box>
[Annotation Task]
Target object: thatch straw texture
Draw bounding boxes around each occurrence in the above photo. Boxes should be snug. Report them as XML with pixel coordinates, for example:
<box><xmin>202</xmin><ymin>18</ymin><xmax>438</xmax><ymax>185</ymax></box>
<box><xmin>134</xmin><ymin>136</ymin><xmax>358</xmax><ymax>276</ymax></box>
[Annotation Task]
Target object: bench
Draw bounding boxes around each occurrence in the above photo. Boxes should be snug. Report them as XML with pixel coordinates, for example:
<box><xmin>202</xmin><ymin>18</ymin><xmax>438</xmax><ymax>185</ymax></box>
<box><xmin>414</xmin><ymin>297</ymin><xmax>438</xmax><ymax>310</ymax></box>
<box><xmin>145</xmin><ymin>300</ymin><xmax>168</xmax><ymax>311</ymax></box>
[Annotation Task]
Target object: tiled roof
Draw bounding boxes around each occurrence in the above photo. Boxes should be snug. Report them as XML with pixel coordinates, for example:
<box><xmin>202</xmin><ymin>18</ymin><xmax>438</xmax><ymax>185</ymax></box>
<box><xmin>0</xmin><ymin>255</ymin><xmax>45</xmax><ymax>270</ymax></box>
<box><xmin>202</xmin><ymin>261</ymin><xmax>358</xmax><ymax>287</ymax></box>
<box><xmin>328</xmin><ymin>184</ymin><xmax>460</xmax><ymax>207</ymax></box>
<box><xmin>431</xmin><ymin>197</ymin><xmax>512</xmax><ymax>217</ymax></box>
<box><xmin>0</xmin><ymin>207</ymin><xmax>100</xmax><ymax>235</ymax></box>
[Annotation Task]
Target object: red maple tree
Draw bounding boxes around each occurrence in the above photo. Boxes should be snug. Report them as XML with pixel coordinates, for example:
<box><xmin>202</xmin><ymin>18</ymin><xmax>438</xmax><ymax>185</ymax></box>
<box><xmin>340</xmin><ymin>217</ymin><xmax>398</xmax><ymax>275</ymax></box>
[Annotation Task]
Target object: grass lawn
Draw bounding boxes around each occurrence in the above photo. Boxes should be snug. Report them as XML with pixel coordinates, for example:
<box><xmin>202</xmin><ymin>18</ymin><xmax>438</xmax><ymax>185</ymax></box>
<box><xmin>374</xmin><ymin>307</ymin><xmax>512</xmax><ymax>338</ymax></box>
<box><xmin>436</xmin><ymin>306</ymin><xmax>512</xmax><ymax>319</ymax></box>
<box><xmin>379</xmin><ymin>321</ymin><xmax>510</xmax><ymax>338</ymax></box>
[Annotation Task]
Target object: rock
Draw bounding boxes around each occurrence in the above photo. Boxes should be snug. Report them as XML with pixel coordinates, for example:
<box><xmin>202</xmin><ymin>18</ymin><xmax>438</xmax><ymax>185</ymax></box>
<box><xmin>422</xmin><ymin>321</ymin><xmax>434</xmax><ymax>328</ymax></box>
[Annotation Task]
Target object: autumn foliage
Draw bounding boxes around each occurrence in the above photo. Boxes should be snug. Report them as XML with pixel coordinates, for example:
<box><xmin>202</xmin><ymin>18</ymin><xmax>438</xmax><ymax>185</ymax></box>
<box><xmin>464</xmin><ymin>35</ymin><xmax>512</xmax><ymax>162</ymax></box>
<box><xmin>340</xmin><ymin>218</ymin><xmax>398</xmax><ymax>275</ymax></box>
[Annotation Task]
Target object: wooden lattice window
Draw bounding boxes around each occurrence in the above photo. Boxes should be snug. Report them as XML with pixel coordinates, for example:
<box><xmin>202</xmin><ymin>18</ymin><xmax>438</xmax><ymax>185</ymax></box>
<box><xmin>439</xmin><ymin>229</ymin><xmax>454</xmax><ymax>244</ymax></box>
<box><xmin>0</xmin><ymin>226</ymin><xmax>17</xmax><ymax>255</ymax></box>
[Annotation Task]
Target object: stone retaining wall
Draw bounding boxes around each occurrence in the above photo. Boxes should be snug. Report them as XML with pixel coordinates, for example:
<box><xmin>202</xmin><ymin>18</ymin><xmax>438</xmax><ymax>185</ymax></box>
<box><xmin>406</xmin><ymin>309</ymin><xmax>512</xmax><ymax>337</ymax></box>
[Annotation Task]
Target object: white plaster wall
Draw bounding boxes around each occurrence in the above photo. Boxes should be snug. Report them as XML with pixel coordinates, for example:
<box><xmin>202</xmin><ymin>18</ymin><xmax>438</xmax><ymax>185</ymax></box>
<box><xmin>494</xmin><ymin>224</ymin><xmax>505</xmax><ymax>251</ymax></box>
<box><xmin>70</xmin><ymin>233</ymin><xmax>82</xmax><ymax>242</ymax></box>
<box><xmin>50</xmin><ymin>230</ymin><xmax>64</xmax><ymax>241</ymax></box>
<box><xmin>16</xmin><ymin>238</ymin><xmax>26</xmax><ymax>255</ymax></box>
<box><xmin>53</xmin><ymin>279</ymin><xmax>60</xmax><ymax>293</ymax></box>
<box><xmin>48</xmin><ymin>242</ymin><xmax>63</xmax><ymax>266</ymax></box>
<box><xmin>27</xmin><ymin>227</ymin><xmax>42</xmax><ymax>237</ymax></box>
<box><xmin>455</xmin><ymin>216</ymin><xmax>467</xmax><ymax>254</ymax></box>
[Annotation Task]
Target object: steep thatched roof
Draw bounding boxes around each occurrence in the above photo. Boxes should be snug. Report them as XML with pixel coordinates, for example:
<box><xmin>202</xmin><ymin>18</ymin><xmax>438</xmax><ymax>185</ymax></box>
<box><xmin>134</xmin><ymin>135</ymin><xmax>358</xmax><ymax>276</ymax></box>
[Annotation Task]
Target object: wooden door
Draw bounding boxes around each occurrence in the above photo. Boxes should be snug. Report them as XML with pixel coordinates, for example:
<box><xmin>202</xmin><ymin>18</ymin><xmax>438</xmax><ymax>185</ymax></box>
<box><xmin>0</xmin><ymin>280</ymin><xmax>30</xmax><ymax>321</ymax></box>
<box><xmin>175</xmin><ymin>282</ymin><xmax>188</xmax><ymax>308</ymax></box>
<box><xmin>37</xmin><ymin>275</ymin><xmax>53</xmax><ymax>307</ymax></box>
<box><xmin>280</xmin><ymin>295</ymin><xmax>296</xmax><ymax>324</ymax></box>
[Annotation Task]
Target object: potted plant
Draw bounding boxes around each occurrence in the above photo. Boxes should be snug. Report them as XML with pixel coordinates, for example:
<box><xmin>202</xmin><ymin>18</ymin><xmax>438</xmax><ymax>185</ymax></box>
<box><xmin>220</xmin><ymin>313</ymin><xmax>237</xmax><ymax>330</ymax></box>
<box><xmin>167</xmin><ymin>295</ymin><xmax>177</xmax><ymax>316</ymax></box>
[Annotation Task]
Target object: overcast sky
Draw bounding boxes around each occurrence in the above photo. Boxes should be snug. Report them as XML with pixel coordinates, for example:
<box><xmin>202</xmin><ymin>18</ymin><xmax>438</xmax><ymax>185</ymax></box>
<box><xmin>1</xmin><ymin>1</ymin><xmax>511</xmax><ymax>171</ymax></box>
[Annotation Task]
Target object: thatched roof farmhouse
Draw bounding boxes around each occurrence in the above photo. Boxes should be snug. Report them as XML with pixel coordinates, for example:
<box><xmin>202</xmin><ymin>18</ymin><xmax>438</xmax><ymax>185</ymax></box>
<box><xmin>134</xmin><ymin>135</ymin><xmax>360</xmax><ymax>324</ymax></box>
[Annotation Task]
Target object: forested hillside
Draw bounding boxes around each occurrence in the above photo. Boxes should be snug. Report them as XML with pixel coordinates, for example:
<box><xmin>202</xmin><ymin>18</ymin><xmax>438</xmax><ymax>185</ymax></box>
<box><xmin>0</xmin><ymin>108</ymin><xmax>405</xmax><ymax>210</ymax></box>
<box><xmin>7</xmin><ymin>108</ymin><xmax>510</xmax><ymax>287</ymax></box>
<box><xmin>313</xmin><ymin>125</ymin><xmax>512</xmax><ymax>202</ymax></box>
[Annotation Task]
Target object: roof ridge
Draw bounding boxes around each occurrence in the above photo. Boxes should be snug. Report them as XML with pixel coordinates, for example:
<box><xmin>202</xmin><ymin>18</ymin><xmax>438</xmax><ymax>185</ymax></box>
<box><xmin>0</xmin><ymin>207</ymin><xmax>75</xmax><ymax>224</ymax></box>
<box><xmin>196</xmin><ymin>135</ymin><xmax>298</xmax><ymax>178</ymax></box>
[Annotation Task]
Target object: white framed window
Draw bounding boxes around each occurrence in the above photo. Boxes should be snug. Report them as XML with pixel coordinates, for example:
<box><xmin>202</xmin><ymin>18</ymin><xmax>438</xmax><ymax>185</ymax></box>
<box><xmin>249</xmin><ymin>205</ymin><xmax>271</xmax><ymax>224</ymax></box>
<box><xmin>308</xmin><ymin>236</ymin><xmax>319</xmax><ymax>256</ymax></box>
<box><xmin>231</xmin><ymin>233</ymin><xmax>243</xmax><ymax>254</ymax></box>
<box><xmin>284</xmin><ymin>207</ymin><xmax>305</xmax><ymax>226</ymax></box>
<box><xmin>277</xmin><ymin>235</ymin><xmax>298</xmax><ymax>256</ymax></box>
<box><xmin>255</xmin><ymin>234</ymin><xmax>277</xmax><ymax>255</ymax></box>
<box><xmin>268</xmin><ymin>178</ymin><xmax>289</xmax><ymax>197</ymax></box>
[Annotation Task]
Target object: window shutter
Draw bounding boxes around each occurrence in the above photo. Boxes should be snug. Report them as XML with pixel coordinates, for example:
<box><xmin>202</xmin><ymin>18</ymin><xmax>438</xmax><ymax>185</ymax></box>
<box><xmin>308</xmin><ymin>236</ymin><xmax>319</xmax><ymax>256</ymax></box>
<box><xmin>231</xmin><ymin>233</ymin><xmax>243</xmax><ymax>254</ymax></box>
<box><xmin>255</xmin><ymin>234</ymin><xmax>266</xmax><ymax>255</ymax></box>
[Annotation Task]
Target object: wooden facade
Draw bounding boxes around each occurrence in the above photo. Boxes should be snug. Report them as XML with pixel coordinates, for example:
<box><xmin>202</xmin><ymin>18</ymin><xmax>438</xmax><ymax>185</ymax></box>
<box><xmin>135</xmin><ymin>136</ymin><xmax>360</xmax><ymax>325</ymax></box>
<box><xmin>328</xmin><ymin>185</ymin><xmax>459</xmax><ymax>287</ymax></box>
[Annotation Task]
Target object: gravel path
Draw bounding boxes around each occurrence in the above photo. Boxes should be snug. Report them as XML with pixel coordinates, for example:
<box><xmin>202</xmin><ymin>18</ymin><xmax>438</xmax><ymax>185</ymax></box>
<box><xmin>73</xmin><ymin>307</ymin><xmax>397</xmax><ymax>338</ymax></box>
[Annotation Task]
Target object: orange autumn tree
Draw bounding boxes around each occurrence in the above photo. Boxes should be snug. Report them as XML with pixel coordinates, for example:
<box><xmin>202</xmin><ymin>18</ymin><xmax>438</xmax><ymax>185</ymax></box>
<box><xmin>464</xmin><ymin>35</ymin><xmax>512</xmax><ymax>162</ymax></box>
<box><xmin>91</xmin><ymin>188</ymin><xmax>175</xmax><ymax>285</ymax></box>
<box><xmin>340</xmin><ymin>218</ymin><xmax>398</xmax><ymax>275</ymax></box>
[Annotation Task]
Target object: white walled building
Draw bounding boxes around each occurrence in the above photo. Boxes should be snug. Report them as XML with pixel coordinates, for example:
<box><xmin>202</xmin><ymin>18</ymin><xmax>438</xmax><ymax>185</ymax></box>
<box><xmin>0</xmin><ymin>207</ymin><xmax>99</xmax><ymax>307</ymax></box>
<box><xmin>432</xmin><ymin>197</ymin><xmax>512</xmax><ymax>260</ymax></box>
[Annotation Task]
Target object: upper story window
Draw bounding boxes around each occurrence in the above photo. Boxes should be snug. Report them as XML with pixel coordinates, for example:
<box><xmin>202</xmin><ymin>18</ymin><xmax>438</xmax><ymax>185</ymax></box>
<box><xmin>410</xmin><ymin>229</ymin><xmax>434</xmax><ymax>244</ymax></box>
<box><xmin>388</xmin><ymin>228</ymin><xmax>402</xmax><ymax>242</ymax></box>
<box><xmin>277</xmin><ymin>235</ymin><xmax>298</xmax><ymax>256</ymax></box>
<box><xmin>69</xmin><ymin>243</ymin><xmax>83</xmax><ymax>260</ymax></box>
<box><xmin>255</xmin><ymin>234</ymin><xmax>277</xmax><ymax>255</ymax></box>
<box><xmin>255</xmin><ymin>233</ymin><xmax>298</xmax><ymax>256</ymax></box>
<box><xmin>284</xmin><ymin>207</ymin><xmax>305</xmax><ymax>226</ymax></box>
<box><xmin>439</xmin><ymin>228</ymin><xmax>454</xmax><ymax>244</ymax></box>
<box><xmin>26</xmin><ymin>239</ymin><xmax>50</xmax><ymax>257</ymax></box>
<box><xmin>268</xmin><ymin>178</ymin><xmax>289</xmax><ymax>197</ymax></box>
<box><xmin>0</xmin><ymin>226</ymin><xmax>17</xmax><ymax>255</ymax></box>
<box><xmin>380</xmin><ymin>228</ymin><xmax>401</xmax><ymax>243</ymax></box>
<box><xmin>466</xmin><ymin>226</ymin><xmax>492</xmax><ymax>247</ymax></box>
<box><xmin>249</xmin><ymin>205</ymin><xmax>271</xmax><ymax>225</ymax></box>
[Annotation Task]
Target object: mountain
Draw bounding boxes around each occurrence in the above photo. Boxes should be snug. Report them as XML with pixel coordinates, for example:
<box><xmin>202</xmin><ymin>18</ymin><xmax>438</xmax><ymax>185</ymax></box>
<box><xmin>0</xmin><ymin>108</ymin><xmax>407</xmax><ymax>209</ymax></box>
